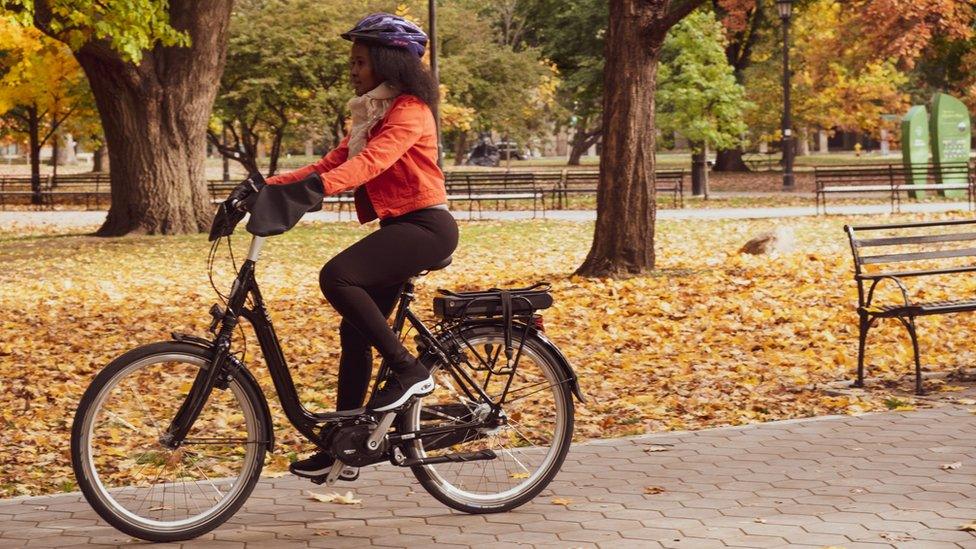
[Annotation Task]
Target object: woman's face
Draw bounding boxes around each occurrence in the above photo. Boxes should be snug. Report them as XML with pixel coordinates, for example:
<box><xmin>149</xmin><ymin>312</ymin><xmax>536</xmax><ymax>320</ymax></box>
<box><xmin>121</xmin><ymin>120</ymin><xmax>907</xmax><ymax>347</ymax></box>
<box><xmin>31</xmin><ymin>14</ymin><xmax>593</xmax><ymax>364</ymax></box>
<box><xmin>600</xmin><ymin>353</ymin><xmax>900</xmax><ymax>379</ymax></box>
<box><xmin>350</xmin><ymin>41</ymin><xmax>380</xmax><ymax>95</ymax></box>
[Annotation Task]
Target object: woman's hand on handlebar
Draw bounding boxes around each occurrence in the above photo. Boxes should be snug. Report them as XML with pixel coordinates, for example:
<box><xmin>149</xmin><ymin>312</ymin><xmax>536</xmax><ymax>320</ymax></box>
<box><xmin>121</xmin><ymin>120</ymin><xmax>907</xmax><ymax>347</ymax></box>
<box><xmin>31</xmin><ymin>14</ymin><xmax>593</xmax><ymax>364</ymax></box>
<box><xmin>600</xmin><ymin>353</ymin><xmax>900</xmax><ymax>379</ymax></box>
<box><xmin>226</xmin><ymin>173</ymin><xmax>267</xmax><ymax>211</ymax></box>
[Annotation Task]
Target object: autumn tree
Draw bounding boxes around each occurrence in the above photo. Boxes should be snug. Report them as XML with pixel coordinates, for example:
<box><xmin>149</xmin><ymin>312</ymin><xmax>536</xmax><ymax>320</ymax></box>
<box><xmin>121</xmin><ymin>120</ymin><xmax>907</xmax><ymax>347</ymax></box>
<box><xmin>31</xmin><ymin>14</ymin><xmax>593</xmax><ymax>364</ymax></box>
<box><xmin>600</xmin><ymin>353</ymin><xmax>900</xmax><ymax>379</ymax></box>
<box><xmin>209</xmin><ymin>0</ymin><xmax>353</xmax><ymax>177</ymax></box>
<box><xmin>657</xmin><ymin>10</ymin><xmax>748</xmax><ymax>196</ymax></box>
<box><xmin>435</xmin><ymin>0</ymin><xmax>562</xmax><ymax>164</ymax></box>
<box><xmin>521</xmin><ymin>0</ymin><xmax>607</xmax><ymax>165</ymax></box>
<box><xmin>0</xmin><ymin>18</ymin><xmax>89</xmax><ymax>203</ymax></box>
<box><xmin>1</xmin><ymin>0</ymin><xmax>233</xmax><ymax>236</ymax></box>
<box><xmin>576</xmin><ymin>0</ymin><xmax>705</xmax><ymax>278</ymax></box>
<box><xmin>709</xmin><ymin>0</ymin><xmax>772</xmax><ymax>171</ymax></box>
<box><xmin>742</xmin><ymin>0</ymin><xmax>913</xmax><ymax>145</ymax></box>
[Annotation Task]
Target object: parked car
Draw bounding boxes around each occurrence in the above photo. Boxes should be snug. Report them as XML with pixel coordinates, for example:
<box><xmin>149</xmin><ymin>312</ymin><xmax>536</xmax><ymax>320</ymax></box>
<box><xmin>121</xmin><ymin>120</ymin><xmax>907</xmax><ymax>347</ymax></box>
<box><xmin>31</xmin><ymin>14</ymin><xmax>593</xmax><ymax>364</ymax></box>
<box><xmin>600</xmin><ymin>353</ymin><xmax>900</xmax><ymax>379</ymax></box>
<box><xmin>496</xmin><ymin>141</ymin><xmax>525</xmax><ymax>161</ymax></box>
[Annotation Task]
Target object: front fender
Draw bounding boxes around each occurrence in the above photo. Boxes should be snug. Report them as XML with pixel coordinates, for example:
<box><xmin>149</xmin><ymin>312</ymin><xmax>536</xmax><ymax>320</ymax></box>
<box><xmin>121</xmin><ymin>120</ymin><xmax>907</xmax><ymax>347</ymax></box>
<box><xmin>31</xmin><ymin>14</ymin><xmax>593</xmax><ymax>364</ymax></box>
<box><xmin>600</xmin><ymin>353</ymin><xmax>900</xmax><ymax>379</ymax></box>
<box><xmin>170</xmin><ymin>332</ymin><xmax>276</xmax><ymax>451</ymax></box>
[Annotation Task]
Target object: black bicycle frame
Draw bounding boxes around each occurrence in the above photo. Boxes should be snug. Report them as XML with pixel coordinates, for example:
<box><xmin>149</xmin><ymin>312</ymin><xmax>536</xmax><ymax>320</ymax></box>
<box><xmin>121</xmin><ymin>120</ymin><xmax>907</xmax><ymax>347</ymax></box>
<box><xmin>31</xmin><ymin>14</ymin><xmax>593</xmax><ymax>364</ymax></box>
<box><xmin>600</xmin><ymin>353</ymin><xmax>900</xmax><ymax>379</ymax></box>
<box><xmin>163</xmin><ymin>255</ymin><xmax>505</xmax><ymax>450</ymax></box>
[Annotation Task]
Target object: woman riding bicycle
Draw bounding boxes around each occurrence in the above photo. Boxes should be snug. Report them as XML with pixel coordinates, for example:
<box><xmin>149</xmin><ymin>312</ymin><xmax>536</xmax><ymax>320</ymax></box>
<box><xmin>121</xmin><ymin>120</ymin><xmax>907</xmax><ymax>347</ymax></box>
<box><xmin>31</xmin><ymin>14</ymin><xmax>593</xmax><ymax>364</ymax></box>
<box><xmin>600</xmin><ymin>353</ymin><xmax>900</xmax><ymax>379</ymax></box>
<box><xmin>260</xmin><ymin>13</ymin><xmax>458</xmax><ymax>479</ymax></box>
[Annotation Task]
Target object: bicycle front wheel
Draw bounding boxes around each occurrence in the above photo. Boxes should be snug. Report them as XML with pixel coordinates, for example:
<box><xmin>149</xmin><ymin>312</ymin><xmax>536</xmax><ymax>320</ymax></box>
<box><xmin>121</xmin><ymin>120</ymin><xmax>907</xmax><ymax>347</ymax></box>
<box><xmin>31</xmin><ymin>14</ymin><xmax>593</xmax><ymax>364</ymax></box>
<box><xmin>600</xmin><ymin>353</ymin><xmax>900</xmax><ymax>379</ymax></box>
<box><xmin>400</xmin><ymin>324</ymin><xmax>574</xmax><ymax>513</ymax></box>
<box><xmin>71</xmin><ymin>341</ymin><xmax>267</xmax><ymax>542</ymax></box>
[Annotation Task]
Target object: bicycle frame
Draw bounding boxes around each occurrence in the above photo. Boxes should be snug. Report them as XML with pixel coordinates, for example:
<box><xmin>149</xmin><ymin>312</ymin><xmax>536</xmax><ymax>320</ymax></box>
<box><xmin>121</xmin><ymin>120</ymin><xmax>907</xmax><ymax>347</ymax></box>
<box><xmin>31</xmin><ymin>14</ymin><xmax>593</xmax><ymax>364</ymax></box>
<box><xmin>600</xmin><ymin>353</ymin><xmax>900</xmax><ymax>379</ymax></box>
<box><xmin>163</xmin><ymin>235</ymin><xmax>507</xmax><ymax>451</ymax></box>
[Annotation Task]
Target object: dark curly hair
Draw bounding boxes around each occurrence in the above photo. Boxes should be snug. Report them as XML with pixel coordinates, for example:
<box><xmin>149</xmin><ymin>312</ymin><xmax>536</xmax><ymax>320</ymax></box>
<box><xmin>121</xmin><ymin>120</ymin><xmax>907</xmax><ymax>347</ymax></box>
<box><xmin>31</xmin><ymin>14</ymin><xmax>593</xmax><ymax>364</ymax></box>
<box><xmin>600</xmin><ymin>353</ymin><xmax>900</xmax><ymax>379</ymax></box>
<box><xmin>362</xmin><ymin>40</ymin><xmax>439</xmax><ymax>110</ymax></box>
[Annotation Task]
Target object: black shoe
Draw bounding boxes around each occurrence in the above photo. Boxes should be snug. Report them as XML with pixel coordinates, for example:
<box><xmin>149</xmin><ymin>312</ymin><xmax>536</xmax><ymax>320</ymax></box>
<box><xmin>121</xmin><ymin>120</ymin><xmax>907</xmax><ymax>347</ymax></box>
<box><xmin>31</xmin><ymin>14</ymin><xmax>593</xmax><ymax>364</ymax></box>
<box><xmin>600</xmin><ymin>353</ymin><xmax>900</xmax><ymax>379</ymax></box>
<box><xmin>367</xmin><ymin>362</ymin><xmax>435</xmax><ymax>412</ymax></box>
<box><xmin>289</xmin><ymin>451</ymin><xmax>360</xmax><ymax>482</ymax></box>
<box><xmin>289</xmin><ymin>451</ymin><xmax>336</xmax><ymax>478</ymax></box>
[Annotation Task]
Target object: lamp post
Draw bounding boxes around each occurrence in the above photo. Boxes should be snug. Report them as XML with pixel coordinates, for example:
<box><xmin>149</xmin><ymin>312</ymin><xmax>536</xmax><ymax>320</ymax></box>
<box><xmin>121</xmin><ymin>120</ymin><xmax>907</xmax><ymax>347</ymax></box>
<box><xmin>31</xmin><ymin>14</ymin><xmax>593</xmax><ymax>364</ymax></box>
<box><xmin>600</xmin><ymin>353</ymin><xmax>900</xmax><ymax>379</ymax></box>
<box><xmin>428</xmin><ymin>0</ymin><xmax>443</xmax><ymax>168</ymax></box>
<box><xmin>777</xmin><ymin>0</ymin><xmax>794</xmax><ymax>190</ymax></box>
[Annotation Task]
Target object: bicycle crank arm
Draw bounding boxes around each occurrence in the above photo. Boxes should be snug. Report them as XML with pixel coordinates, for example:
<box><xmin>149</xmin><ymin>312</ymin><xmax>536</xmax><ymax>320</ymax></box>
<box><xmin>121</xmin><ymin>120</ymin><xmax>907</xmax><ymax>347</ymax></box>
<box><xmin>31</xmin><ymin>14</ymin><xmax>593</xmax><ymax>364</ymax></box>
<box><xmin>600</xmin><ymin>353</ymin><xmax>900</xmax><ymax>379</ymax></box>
<box><xmin>319</xmin><ymin>461</ymin><xmax>359</xmax><ymax>486</ymax></box>
<box><xmin>399</xmin><ymin>449</ymin><xmax>497</xmax><ymax>467</ymax></box>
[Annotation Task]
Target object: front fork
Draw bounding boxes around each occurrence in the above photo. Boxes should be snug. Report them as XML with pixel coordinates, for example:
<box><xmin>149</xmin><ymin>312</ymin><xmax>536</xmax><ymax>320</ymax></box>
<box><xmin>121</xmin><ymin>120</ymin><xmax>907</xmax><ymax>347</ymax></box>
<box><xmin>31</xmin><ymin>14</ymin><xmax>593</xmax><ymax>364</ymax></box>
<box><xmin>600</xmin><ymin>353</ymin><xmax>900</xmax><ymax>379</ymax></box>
<box><xmin>160</xmin><ymin>300</ymin><xmax>242</xmax><ymax>448</ymax></box>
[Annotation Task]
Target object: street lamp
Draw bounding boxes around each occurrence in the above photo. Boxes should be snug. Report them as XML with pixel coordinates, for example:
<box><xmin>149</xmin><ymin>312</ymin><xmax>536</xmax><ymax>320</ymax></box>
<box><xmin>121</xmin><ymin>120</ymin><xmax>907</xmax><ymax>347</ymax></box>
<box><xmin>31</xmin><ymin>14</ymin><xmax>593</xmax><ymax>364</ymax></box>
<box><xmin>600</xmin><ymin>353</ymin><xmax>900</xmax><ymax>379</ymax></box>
<box><xmin>428</xmin><ymin>0</ymin><xmax>442</xmax><ymax>168</ymax></box>
<box><xmin>777</xmin><ymin>0</ymin><xmax>794</xmax><ymax>190</ymax></box>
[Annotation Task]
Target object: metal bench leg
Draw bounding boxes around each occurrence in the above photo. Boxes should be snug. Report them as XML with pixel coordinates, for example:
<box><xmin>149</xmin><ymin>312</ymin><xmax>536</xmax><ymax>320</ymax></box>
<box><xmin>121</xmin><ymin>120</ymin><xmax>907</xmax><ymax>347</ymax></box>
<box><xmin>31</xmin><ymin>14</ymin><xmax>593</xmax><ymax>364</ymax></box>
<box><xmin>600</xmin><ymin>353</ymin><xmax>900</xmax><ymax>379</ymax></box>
<box><xmin>855</xmin><ymin>313</ymin><xmax>871</xmax><ymax>388</ymax></box>
<box><xmin>898</xmin><ymin>316</ymin><xmax>924</xmax><ymax>395</ymax></box>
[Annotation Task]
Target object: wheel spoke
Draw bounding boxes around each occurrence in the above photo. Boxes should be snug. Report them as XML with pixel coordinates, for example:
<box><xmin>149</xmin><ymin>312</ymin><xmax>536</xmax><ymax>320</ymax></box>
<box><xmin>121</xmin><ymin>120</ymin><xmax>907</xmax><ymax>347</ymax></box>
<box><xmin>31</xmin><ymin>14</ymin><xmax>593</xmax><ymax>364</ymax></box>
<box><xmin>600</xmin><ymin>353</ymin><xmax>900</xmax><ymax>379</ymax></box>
<box><xmin>77</xmin><ymin>350</ymin><xmax>264</xmax><ymax>539</ymax></box>
<box><xmin>405</xmin><ymin>331</ymin><xmax>571</xmax><ymax>508</ymax></box>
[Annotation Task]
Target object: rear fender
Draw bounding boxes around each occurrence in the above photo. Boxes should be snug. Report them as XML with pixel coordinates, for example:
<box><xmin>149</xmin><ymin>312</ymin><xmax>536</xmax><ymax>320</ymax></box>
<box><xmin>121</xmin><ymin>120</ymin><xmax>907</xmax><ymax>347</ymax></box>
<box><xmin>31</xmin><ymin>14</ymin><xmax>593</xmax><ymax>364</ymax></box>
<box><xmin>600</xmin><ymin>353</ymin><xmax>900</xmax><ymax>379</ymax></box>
<box><xmin>451</xmin><ymin>322</ymin><xmax>585</xmax><ymax>403</ymax></box>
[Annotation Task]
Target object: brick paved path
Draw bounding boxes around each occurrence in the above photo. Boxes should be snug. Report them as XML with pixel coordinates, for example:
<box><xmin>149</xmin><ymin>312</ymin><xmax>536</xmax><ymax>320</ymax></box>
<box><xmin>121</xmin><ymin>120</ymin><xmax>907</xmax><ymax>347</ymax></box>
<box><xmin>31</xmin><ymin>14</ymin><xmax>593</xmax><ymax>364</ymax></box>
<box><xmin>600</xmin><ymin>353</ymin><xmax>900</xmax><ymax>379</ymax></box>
<box><xmin>2</xmin><ymin>406</ymin><xmax>974</xmax><ymax>548</ymax></box>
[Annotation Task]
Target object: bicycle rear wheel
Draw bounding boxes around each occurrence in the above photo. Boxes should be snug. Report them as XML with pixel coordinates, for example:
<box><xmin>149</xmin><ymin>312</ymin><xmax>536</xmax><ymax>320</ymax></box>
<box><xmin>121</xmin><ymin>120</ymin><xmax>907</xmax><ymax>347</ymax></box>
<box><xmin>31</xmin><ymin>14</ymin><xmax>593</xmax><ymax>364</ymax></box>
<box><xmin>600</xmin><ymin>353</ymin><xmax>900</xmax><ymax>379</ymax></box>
<box><xmin>71</xmin><ymin>341</ymin><xmax>267</xmax><ymax>542</ymax></box>
<box><xmin>400</xmin><ymin>324</ymin><xmax>574</xmax><ymax>513</ymax></box>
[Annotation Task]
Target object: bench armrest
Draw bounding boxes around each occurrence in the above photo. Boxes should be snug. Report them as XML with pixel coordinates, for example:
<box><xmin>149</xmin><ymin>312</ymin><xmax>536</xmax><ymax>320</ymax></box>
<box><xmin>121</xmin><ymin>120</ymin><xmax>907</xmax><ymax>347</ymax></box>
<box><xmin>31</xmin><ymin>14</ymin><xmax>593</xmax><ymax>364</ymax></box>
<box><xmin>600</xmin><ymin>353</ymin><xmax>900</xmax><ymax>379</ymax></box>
<box><xmin>865</xmin><ymin>275</ymin><xmax>911</xmax><ymax>310</ymax></box>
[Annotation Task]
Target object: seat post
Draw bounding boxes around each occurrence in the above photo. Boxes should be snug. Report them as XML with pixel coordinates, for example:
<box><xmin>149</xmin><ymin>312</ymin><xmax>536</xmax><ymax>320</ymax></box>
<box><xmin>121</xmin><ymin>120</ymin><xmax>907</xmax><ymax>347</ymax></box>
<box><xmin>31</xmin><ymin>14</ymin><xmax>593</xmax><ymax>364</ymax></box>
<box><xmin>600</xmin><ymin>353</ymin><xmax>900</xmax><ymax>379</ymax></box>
<box><xmin>391</xmin><ymin>278</ymin><xmax>417</xmax><ymax>334</ymax></box>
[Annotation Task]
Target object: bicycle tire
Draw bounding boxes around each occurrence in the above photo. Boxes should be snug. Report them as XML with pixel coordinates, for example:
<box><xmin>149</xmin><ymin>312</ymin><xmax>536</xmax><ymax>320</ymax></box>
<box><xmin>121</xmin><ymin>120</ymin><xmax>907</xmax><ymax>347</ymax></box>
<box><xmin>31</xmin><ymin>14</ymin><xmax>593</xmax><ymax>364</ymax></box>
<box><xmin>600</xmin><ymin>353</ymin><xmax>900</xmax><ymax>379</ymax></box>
<box><xmin>399</xmin><ymin>323</ymin><xmax>574</xmax><ymax>514</ymax></box>
<box><xmin>71</xmin><ymin>341</ymin><xmax>267</xmax><ymax>542</ymax></box>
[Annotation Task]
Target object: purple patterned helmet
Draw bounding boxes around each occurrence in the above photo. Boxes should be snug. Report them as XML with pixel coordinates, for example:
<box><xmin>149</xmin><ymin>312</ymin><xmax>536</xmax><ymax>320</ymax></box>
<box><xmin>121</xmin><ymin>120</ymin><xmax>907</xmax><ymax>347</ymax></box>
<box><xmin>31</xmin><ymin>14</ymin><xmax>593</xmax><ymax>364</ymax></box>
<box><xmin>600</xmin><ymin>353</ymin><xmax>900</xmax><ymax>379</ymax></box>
<box><xmin>341</xmin><ymin>13</ymin><xmax>428</xmax><ymax>58</ymax></box>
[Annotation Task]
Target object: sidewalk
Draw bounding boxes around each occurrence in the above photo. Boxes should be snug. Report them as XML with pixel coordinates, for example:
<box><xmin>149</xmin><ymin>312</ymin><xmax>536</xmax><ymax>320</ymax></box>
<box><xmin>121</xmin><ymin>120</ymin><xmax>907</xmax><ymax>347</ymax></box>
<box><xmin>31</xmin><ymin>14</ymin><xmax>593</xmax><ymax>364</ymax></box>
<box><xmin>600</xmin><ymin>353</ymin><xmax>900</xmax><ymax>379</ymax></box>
<box><xmin>2</xmin><ymin>405</ymin><xmax>973</xmax><ymax>548</ymax></box>
<box><xmin>1</xmin><ymin>201</ymin><xmax>972</xmax><ymax>231</ymax></box>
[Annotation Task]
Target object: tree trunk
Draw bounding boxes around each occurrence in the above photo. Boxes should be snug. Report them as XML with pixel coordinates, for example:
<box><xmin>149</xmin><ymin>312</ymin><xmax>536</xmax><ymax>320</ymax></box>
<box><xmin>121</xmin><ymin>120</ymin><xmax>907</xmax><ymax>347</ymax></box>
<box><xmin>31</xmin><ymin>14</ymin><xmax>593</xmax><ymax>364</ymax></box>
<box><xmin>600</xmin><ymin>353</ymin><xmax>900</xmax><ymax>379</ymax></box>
<box><xmin>796</xmin><ymin>126</ymin><xmax>810</xmax><ymax>156</ymax></box>
<box><xmin>51</xmin><ymin>131</ymin><xmax>59</xmax><ymax>182</ymax></box>
<box><xmin>27</xmin><ymin>106</ymin><xmax>43</xmax><ymax>205</ymax></box>
<box><xmin>568</xmin><ymin>126</ymin><xmax>600</xmax><ymax>166</ymax></box>
<box><xmin>576</xmin><ymin>0</ymin><xmax>678</xmax><ymax>277</ymax></box>
<box><xmin>691</xmin><ymin>144</ymin><xmax>708</xmax><ymax>197</ymax></box>
<box><xmin>714</xmin><ymin>147</ymin><xmax>750</xmax><ymax>171</ymax></box>
<box><xmin>92</xmin><ymin>144</ymin><xmax>107</xmax><ymax>173</ymax></box>
<box><xmin>70</xmin><ymin>0</ymin><xmax>233</xmax><ymax>236</ymax></box>
<box><xmin>453</xmin><ymin>132</ymin><xmax>468</xmax><ymax>166</ymax></box>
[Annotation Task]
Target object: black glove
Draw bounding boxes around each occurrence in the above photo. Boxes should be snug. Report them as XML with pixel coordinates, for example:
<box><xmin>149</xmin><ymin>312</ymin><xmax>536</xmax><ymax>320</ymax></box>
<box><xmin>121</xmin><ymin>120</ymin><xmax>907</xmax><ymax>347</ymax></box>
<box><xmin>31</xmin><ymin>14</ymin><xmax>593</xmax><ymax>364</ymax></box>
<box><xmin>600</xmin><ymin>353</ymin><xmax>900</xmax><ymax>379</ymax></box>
<box><xmin>226</xmin><ymin>173</ymin><xmax>267</xmax><ymax>211</ymax></box>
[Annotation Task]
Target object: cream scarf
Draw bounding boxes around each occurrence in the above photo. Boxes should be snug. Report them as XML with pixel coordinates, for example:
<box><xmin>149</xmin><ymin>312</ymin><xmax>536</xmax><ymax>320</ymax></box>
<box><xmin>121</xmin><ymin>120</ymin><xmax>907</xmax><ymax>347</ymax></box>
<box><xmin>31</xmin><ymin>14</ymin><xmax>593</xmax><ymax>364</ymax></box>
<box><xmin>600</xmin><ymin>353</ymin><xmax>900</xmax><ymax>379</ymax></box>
<box><xmin>346</xmin><ymin>81</ymin><xmax>401</xmax><ymax>157</ymax></box>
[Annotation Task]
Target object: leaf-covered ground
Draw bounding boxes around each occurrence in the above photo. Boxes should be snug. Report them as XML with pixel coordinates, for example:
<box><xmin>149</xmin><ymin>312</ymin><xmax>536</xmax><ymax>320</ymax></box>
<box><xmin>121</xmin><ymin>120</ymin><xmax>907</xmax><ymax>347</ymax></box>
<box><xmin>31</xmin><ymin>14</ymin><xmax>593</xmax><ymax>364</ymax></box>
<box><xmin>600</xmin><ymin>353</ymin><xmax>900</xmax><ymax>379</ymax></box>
<box><xmin>2</xmin><ymin>214</ymin><xmax>975</xmax><ymax>497</ymax></box>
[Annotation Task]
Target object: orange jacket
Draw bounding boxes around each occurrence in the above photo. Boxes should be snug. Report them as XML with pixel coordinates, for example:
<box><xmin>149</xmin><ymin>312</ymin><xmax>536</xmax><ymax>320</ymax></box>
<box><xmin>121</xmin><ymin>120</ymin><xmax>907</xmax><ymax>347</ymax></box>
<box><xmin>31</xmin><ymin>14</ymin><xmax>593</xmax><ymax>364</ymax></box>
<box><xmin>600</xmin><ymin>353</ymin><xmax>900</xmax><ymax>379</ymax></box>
<box><xmin>266</xmin><ymin>94</ymin><xmax>446</xmax><ymax>224</ymax></box>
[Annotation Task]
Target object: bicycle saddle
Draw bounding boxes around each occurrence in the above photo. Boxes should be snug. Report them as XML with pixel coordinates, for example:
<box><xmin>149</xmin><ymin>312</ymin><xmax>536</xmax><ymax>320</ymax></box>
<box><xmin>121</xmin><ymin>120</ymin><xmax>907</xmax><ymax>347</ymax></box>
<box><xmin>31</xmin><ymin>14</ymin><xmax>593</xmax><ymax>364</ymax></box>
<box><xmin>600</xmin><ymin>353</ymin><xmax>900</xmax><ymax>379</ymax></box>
<box><xmin>415</xmin><ymin>255</ymin><xmax>452</xmax><ymax>276</ymax></box>
<box><xmin>428</xmin><ymin>255</ymin><xmax>453</xmax><ymax>271</ymax></box>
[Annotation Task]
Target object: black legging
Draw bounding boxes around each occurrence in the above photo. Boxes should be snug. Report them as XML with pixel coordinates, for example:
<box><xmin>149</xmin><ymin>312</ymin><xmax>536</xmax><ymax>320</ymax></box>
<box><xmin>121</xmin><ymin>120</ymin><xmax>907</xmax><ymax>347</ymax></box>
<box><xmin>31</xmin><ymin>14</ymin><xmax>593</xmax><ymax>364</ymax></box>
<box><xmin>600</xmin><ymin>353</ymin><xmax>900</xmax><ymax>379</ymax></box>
<box><xmin>319</xmin><ymin>206</ymin><xmax>458</xmax><ymax>410</ymax></box>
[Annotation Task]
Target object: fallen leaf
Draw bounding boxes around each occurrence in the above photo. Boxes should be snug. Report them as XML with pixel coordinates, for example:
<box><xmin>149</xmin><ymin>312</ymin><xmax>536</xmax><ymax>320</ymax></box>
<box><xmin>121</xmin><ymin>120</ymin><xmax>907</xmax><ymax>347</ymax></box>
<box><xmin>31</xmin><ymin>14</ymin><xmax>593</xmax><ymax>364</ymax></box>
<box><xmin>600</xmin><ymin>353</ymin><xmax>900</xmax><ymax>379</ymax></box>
<box><xmin>643</xmin><ymin>445</ymin><xmax>670</xmax><ymax>453</ymax></box>
<box><xmin>644</xmin><ymin>486</ymin><xmax>665</xmax><ymax>495</ymax></box>
<box><xmin>308</xmin><ymin>490</ymin><xmax>362</xmax><ymax>505</ymax></box>
<box><xmin>754</xmin><ymin>517</ymin><xmax>766</xmax><ymax>523</ymax></box>
<box><xmin>880</xmin><ymin>532</ymin><xmax>913</xmax><ymax>541</ymax></box>
<box><xmin>956</xmin><ymin>398</ymin><xmax>976</xmax><ymax>405</ymax></box>
<box><xmin>961</xmin><ymin>522</ymin><xmax>976</xmax><ymax>531</ymax></box>
<box><xmin>315</xmin><ymin>530</ymin><xmax>334</xmax><ymax>536</ymax></box>
<box><xmin>510</xmin><ymin>472</ymin><xmax>530</xmax><ymax>479</ymax></box>
<box><xmin>261</xmin><ymin>470</ymin><xmax>290</xmax><ymax>478</ymax></box>
<box><xmin>941</xmin><ymin>462</ymin><xmax>962</xmax><ymax>470</ymax></box>
<box><xmin>551</xmin><ymin>497</ymin><xmax>572</xmax><ymax>506</ymax></box>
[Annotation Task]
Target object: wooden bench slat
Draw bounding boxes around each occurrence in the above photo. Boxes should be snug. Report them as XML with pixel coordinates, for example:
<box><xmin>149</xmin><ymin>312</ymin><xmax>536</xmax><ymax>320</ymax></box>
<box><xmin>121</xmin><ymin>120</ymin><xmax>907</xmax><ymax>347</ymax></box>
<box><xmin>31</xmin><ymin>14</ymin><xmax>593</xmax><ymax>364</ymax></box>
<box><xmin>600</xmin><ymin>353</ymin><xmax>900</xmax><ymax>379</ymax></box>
<box><xmin>857</xmin><ymin>232</ymin><xmax>976</xmax><ymax>248</ymax></box>
<box><xmin>860</xmin><ymin>246</ymin><xmax>976</xmax><ymax>265</ymax></box>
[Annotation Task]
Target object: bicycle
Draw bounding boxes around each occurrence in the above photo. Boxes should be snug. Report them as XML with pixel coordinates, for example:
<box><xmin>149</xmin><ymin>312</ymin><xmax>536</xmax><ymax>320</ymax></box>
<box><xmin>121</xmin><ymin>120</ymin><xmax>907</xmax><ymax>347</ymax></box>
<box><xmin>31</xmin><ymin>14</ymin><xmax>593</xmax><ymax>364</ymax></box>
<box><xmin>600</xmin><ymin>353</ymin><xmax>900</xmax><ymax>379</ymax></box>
<box><xmin>70</xmin><ymin>180</ymin><xmax>584</xmax><ymax>542</ymax></box>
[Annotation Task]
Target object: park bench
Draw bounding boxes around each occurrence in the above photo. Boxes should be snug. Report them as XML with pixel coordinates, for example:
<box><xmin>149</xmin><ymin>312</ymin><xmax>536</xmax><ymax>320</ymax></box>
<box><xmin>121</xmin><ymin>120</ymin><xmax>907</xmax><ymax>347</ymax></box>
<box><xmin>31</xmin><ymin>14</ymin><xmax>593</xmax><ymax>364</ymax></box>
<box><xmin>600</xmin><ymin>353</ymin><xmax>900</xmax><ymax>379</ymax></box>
<box><xmin>45</xmin><ymin>173</ymin><xmax>110</xmax><ymax>209</ymax></box>
<box><xmin>815</xmin><ymin>163</ymin><xmax>974</xmax><ymax>214</ymax></box>
<box><xmin>444</xmin><ymin>171</ymin><xmax>545</xmax><ymax>218</ymax></box>
<box><xmin>556</xmin><ymin>169</ymin><xmax>685</xmax><ymax>208</ymax></box>
<box><xmin>742</xmin><ymin>152</ymin><xmax>777</xmax><ymax>172</ymax></box>
<box><xmin>0</xmin><ymin>175</ymin><xmax>43</xmax><ymax>209</ymax></box>
<box><xmin>844</xmin><ymin>218</ymin><xmax>976</xmax><ymax>394</ymax></box>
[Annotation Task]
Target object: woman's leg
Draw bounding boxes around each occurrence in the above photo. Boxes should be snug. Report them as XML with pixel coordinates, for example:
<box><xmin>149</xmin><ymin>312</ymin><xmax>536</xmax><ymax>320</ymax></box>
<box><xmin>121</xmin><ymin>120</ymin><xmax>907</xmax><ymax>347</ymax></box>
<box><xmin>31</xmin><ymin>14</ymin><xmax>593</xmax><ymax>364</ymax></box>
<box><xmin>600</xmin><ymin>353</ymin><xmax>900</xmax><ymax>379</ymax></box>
<box><xmin>320</xmin><ymin>210</ymin><xmax>458</xmax><ymax>373</ymax></box>
<box><xmin>334</xmin><ymin>282</ymin><xmax>403</xmax><ymax>411</ymax></box>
